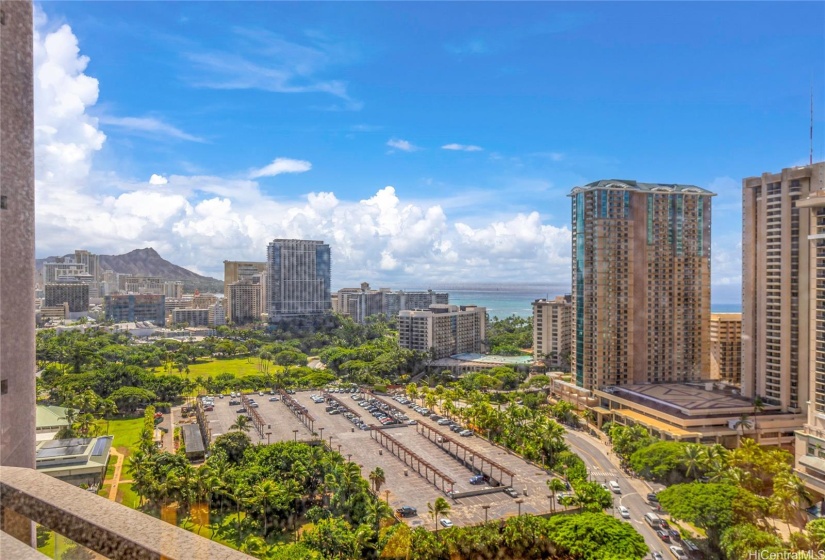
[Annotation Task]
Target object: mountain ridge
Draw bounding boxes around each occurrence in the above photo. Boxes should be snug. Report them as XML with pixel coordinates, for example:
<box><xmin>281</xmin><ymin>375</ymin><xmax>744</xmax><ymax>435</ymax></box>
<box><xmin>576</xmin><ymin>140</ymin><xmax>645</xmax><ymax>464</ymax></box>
<box><xmin>36</xmin><ymin>247</ymin><xmax>224</xmax><ymax>293</ymax></box>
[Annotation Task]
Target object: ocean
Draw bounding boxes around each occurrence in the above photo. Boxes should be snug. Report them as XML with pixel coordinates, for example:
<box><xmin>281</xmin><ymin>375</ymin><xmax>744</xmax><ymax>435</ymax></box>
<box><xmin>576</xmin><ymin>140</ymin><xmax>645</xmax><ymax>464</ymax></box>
<box><xmin>424</xmin><ymin>283</ymin><xmax>741</xmax><ymax>319</ymax></box>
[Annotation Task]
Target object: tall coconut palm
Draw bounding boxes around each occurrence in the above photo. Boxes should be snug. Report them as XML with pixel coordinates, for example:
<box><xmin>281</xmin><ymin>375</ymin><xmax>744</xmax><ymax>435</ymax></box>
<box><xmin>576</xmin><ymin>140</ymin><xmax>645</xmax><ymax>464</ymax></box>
<box><xmin>547</xmin><ymin>478</ymin><xmax>567</xmax><ymax>512</ymax></box>
<box><xmin>681</xmin><ymin>444</ymin><xmax>704</xmax><ymax>479</ymax></box>
<box><xmin>230</xmin><ymin>415</ymin><xmax>251</xmax><ymax>432</ymax></box>
<box><xmin>368</xmin><ymin>467</ymin><xmax>386</xmax><ymax>494</ymax></box>
<box><xmin>734</xmin><ymin>414</ymin><xmax>753</xmax><ymax>439</ymax></box>
<box><xmin>427</xmin><ymin>497</ymin><xmax>451</xmax><ymax>535</ymax></box>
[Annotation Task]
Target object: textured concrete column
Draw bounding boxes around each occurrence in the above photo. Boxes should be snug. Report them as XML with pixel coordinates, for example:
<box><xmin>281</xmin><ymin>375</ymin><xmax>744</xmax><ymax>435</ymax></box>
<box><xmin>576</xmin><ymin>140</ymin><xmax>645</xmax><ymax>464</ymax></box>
<box><xmin>0</xmin><ymin>1</ymin><xmax>36</xmax><ymax>546</ymax></box>
<box><xmin>0</xmin><ymin>0</ymin><xmax>36</xmax><ymax>466</ymax></box>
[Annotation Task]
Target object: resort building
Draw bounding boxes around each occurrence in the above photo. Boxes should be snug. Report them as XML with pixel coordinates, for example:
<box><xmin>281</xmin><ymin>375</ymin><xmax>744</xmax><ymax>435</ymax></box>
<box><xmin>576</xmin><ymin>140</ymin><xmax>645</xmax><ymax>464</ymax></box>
<box><xmin>569</xmin><ymin>180</ymin><xmax>714</xmax><ymax>390</ymax></box>
<box><xmin>532</xmin><ymin>295</ymin><xmax>571</xmax><ymax>368</ymax></box>
<box><xmin>398</xmin><ymin>304</ymin><xmax>487</xmax><ymax>359</ymax></box>
<box><xmin>334</xmin><ymin>283</ymin><xmax>449</xmax><ymax>323</ymax></box>
<box><xmin>709</xmin><ymin>313</ymin><xmax>742</xmax><ymax>385</ymax></box>
<box><xmin>266</xmin><ymin>239</ymin><xmax>331</xmax><ymax>322</ymax></box>
<box><xmin>223</xmin><ymin>260</ymin><xmax>267</xmax><ymax>321</ymax></box>
<box><xmin>44</xmin><ymin>283</ymin><xmax>89</xmax><ymax>313</ymax></box>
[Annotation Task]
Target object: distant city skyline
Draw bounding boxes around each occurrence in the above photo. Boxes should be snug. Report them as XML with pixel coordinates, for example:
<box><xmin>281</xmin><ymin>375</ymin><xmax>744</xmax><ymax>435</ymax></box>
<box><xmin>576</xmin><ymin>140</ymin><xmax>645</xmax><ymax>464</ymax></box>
<box><xmin>31</xmin><ymin>2</ymin><xmax>825</xmax><ymax>303</ymax></box>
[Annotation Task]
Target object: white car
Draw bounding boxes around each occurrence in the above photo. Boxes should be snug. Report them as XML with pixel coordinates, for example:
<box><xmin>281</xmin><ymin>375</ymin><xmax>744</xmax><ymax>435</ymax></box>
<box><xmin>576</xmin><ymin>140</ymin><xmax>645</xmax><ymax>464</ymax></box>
<box><xmin>618</xmin><ymin>506</ymin><xmax>630</xmax><ymax>519</ymax></box>
<box><xmin>669</xmin><ymin>546</ymin><xmax>688</xmax><ymax>560</ymax></box>
<box><xmin>440</xmin><ymin>518</ymin><xmax>453</xmax><ymax>528</ymax></box>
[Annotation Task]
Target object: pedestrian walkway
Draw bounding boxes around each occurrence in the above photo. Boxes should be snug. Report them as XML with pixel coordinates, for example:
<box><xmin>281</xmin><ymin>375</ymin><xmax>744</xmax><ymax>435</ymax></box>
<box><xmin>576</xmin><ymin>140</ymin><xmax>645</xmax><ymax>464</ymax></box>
<box><xmin>106</xmin><ymin>447</ymin><xmax>125</xmax><ymax>501</ymax></box>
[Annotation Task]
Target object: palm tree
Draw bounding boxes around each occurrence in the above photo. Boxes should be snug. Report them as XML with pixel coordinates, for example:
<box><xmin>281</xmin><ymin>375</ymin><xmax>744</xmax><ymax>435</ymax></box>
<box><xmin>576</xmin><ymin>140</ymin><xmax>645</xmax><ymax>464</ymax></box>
<box><xmin>368</xmin><ymin>467</ymin><xmax>386</xmax><ymax>495</ymax></box>
<box><xmin>734</xmin><ymin>414</ymin><xmax>753</xmax><ymax>439</ymax></box>
<box><xmin>752</xmin><ymin>395</ymin><xmax>765</xmax><ymax>442</ymax></box>
<box><xmin>230</xmin><ymin>415</ymin><xmax>251</xmax><ymax>432</ymax></box>
<box><xmin>681</xmin><ymin>444</ymin><xmax>704</xmax><ymax>479</ymax></box>
<box><xmin>251</xmin><ymin>479</ymin><xmax>279</xmax><ymax>537</ymax></box>
<box><xmin>547</xmin><ymin>478</ymin><xmax>567</xmax><ymax>512</ymax></box>
<box><xmin>427</xmin><ymin>497</ymin><xmax>451</xmax><ymax>535</ymax></box>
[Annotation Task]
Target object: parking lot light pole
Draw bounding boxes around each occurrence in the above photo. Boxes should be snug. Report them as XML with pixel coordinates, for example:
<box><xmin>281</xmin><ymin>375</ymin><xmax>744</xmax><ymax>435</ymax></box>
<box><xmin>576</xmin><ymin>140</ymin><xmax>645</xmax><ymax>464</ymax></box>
<box><xmin>329</xmin><ymin>435</ymin><xmax>333</xmax><ymax>448</ymax></box>
<box><xmin>385</xmin><ymin>490</ymin><xmax>390</xmax><ymax>504</ymax></box>
<box><xmin>266</xmin><ymin>432</ymin><xmax>272</xmax><ymax>445</ymax></box>
<box><xmin>293</xmin><ymin>429</ymin><xmax>298</xmax><ymax>442</ymax></box>
<box><xmin>482</xmin><ymin>505</ymin><xmax>490</xmax><ymax>524</ymax></box>
<box><xmin>515</xmin><ymin>499</ymin><xmax>524</xmax><ymax>516</ymax></box>
<box><xmin>319</xmin><ymin>427</ymin><xmax>324</xmax><ymax>441</ymax></box>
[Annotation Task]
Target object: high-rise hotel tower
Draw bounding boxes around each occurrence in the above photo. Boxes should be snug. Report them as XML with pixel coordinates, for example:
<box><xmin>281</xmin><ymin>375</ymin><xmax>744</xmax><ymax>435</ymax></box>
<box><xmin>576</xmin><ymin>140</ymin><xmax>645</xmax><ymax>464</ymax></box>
<box><xmin>266</xmin><ymin>239</ymin><xmax>332</xmax><ymax>322</ymax></box>
<box><xmin>570</xmin><ymin>180</ymin><xmax>714</xmax><ymax>390</ymax></box>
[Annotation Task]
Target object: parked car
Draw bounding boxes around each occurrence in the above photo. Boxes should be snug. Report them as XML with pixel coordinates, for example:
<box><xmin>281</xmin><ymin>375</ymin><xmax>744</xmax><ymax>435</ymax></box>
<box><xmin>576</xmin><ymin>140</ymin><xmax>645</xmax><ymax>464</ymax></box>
<box><xmin>669</xmin><ymin>546</ymin><xmax>688</xmax><ymax>560</ymax></box>
<box><xmin>647</xmin><ymin>493</ymin><xmax>659</xmax><ymax>504</ymax></box>
<box><xmin>437</xmin><ymin>418</ymin><xmax>451</xmax><ymax>425</ymax></box>
<box><xmin>396</xmin><ymin>506</ymin><xmax>417</xmax><ymax>517</ymax></box>
<box><xmin>656</xmin><ymin>530</ymin><xmax>671</xmax><ymax>543</ymax></box>
<box><xmin>504</xmin><ymin>487</ymin><xmax>519</xmax><ymax>498</ymax></box>
<box><xmin>440</xmin><ymin>519</ymin><xmax>453</xmax><ymax>528</ymax></box>
<box><xmin>249</xmin><ymin>403</ymin><xmax>259</xmax><ymax>408</ymax></box>
<box><xmin>236</xmin><ymin>408</ymin><xmax>247</xmax><ymax>413</ymax></box>
<box><xmin>469</xmin><ymin>475</ymin><xmax>485</xmax><ymax>485</ymax></box>
<box><xmin>269</xmin><ymin>396</ymin><xmax>279</xmax><ymax>402</ymax></box>
<box><xmin>459</xmin><ymin>430</ymin><xmax>473</xmax><ymax>437</ymax></box>
<box><xmin>668</xmin><ymin>529</ymin><xmax>681</xmax><ymax>541</ymax></box>
<box><xmin>652</xmin><ymin>553</ymin><xmax>664</xmax><ymax>560</ymax></box>
<box><xmin>407</xmin><ymin>420</ymin><xmax>418</xmax><ymax>425</ymax></box>
<box><xmin>618</xmin><ymin>506</ymin><xmax>630</xmax><ymax>519</ymax></box>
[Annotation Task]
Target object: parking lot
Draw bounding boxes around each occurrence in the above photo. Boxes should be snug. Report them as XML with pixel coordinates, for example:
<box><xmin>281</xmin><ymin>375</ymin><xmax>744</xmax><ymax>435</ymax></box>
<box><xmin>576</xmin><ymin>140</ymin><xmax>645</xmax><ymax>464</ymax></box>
<box><xmin>201</xmin><ymin>390</ymin><xmax>560</xmax><ymax>528</ymax></box>
<box><xmin>201</xmin><ymin>393</ymin><xmax>314</xmax><ymax>445</ymax></box>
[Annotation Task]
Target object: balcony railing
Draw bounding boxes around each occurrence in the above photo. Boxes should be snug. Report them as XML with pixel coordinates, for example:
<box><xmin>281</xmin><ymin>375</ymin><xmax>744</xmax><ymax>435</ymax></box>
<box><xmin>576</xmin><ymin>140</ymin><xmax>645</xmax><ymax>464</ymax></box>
<box><xmin>0</xmin><ymin>466</ymin><xmax>250</xmax><ymax>560</ymax></box>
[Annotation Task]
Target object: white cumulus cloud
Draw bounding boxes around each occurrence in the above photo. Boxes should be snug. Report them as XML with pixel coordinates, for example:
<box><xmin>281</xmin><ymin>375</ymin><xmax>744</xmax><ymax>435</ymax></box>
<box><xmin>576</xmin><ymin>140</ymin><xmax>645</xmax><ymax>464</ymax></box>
<box><xmin>442</xmin><ymin>143</ymin><xmax>483</xmax><ymax>152</ymax></box>
<box><xmin>31</xmin><ymin>7</ymin><xmax>575</xmax><ymax>288</ymax></box>
<box><xmin>386</xmin><ymin>138</ymin><xmax>419</xmax><ymax>152</ymax></box>
<box><xmin>250</xmin><ymin>157</ymin><xmax>313</xmax><ymax>179</ymax></box>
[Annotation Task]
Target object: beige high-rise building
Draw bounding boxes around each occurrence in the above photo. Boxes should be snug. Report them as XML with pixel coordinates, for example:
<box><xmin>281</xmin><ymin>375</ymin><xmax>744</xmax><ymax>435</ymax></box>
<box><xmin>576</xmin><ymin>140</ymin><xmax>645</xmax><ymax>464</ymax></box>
<box><xmin>570</xmin><ymin>180</ymin><xmax>714</xmax><ymax>390</ymax></box>
<box><xmin>229</xmin><ymin>278</ymin><xmax>263</xmax><ymax>325</ymax></box>
<box><xmin>532</xmin><ymin>295</ymin><xmax>571</xmax><ymax>369</ymax></box>
<box><xmin>709</xmin><ymin>313</ymin><xmax>742</xmax><ymax>385</ymax></box>
<box><xmin>742</xmin><ymin>163</ymin><xmax>825</xmax><ymax>413</ymax></box>
<box><xmin>224</xmin><ymin>261</ymin><xmax>267</xmax><ymax>320</ymax></box>
<box><xmin>398</xmin><ymin>304</ymin><xmax>487</xmax><ymax>359</ymax></box>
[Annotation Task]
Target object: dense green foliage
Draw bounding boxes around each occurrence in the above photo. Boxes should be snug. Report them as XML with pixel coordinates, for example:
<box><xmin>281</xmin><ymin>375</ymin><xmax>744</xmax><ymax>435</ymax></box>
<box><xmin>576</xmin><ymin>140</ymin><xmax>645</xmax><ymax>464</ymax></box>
<box><xmin>628</xmin><ymin>441</ymin><xmax>691</xmax><ymax>483</ymax></box>
<box><xmin>486</xmin><ymin>315</ymin><xmax>532</xmax><ymax>355</ymax></box>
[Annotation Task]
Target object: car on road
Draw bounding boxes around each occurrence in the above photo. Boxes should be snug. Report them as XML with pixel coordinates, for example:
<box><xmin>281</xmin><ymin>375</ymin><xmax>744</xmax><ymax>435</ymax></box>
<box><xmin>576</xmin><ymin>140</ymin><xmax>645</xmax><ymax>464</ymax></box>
<box><xmin>396</xmin><ymin>506</ymin><xmax>417</xmax><ymax>517</ymax></box>
<box><xmin>618</xmin><ymin>506</ymin><xmax>630</xmax><ymax>519</ymax></box>
<box><xmin>668</xmin><ymin>546</ymin><xmax>688</xmax><ymax>560</ymax></box>
<box><xmin>459</xmin><ymin>429</ymin><xmax>473</xmax><ymax>437</ymax></box>
<box><xmin>609</xmin><ymin>480</ymin><xmax>621</xmax><ymax>493</ymax></box>
<box><xmin>667</xmin><ymin>529</ymin><xmax>680</xmax><ymax>541</ymax></box>
<box><xmin>504</xmin><ymin>487</ymin><xmax>519</xmax><ymax>498</ymax></box>
<box><xmin>647</xmin><ymin>492</ymin><xmax>659</xmax><ymax>504</ymax></box>
<box><xmin>440</xmin><ymin>519</ymin><xmax>453</xmax><ymax>528</ymax></box>
<box><xmin>651</xmin><ymin>552</ymin><xmax>664</xmax><ymax>560</ymax></box>
<box><xmin>656</xmin><ymin>530</ymin><xmax>671</xmax><ymax>543</ymax></box>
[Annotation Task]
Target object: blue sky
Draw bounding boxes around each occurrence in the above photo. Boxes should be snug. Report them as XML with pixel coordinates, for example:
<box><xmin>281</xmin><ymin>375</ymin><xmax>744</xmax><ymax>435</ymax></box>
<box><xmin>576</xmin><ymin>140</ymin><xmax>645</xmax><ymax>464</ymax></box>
<box><xmin>34</xmin><ymin>2</ymin><xmax>824</xmax><ymax>301</ymax></box>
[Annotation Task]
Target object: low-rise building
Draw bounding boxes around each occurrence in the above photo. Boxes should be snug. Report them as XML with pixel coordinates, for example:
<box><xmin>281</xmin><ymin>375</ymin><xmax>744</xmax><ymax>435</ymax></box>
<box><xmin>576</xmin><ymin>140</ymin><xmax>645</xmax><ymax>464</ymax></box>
<box><xmin>45</xmin><ymin>282</ymin><xmax>89</xmax><ymax>312</ymax></box>
<box><xmin>104</xmin><ymin>294</ymin><xmax>165</xmax><ymax>326</ymax></box>
<box><xmin>35</xmin><ymin>436</ymin><xmax>113</xmax><ymax>487</ymax></box>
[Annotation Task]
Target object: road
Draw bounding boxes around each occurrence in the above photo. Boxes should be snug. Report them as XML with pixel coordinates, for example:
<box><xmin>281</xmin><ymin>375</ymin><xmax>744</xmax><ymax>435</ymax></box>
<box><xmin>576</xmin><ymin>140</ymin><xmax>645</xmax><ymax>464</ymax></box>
<box><xmin>563</xmin><ymin>428</ymin><xmax>671</xmax><ymax>559</ymax></box>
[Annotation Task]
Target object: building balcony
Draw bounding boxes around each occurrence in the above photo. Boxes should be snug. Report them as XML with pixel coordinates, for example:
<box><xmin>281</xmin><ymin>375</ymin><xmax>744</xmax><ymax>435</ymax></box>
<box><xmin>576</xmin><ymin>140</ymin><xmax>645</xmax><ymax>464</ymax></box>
<box><xmin>0</xmin><ymin>466</ymin><xmax>249</xmax><ymax>560</ymax></box>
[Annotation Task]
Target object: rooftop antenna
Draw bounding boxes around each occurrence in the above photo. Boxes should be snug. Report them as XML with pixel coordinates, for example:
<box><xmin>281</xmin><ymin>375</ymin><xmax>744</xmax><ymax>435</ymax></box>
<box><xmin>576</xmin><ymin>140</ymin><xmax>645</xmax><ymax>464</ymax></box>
<box><xmin>811</xmin><ymin>84</ymin><xmax>814</xmax><ymax>166</ymax></box>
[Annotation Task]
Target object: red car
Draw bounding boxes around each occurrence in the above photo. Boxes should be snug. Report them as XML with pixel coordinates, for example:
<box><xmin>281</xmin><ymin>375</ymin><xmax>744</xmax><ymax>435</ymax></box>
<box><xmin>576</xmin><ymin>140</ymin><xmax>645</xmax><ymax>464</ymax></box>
<box><xmin>656</xmin><ymin>529</ymin><xmax>671</xmax><ymax>543</ymax></box>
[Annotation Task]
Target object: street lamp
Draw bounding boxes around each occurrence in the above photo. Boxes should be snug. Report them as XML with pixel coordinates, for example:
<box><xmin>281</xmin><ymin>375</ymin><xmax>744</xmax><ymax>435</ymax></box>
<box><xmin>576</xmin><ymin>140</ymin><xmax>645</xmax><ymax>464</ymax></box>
<box><xmin>385</xmin><ymin>490</ymin><xmax>390</xmax><ymax>504</ymax></box>
<box><xmin>319</xmin><ymin>427</ymin><xmax>324</xmax><ymax>441</ymax></box>
<box><xmin>329</xmin><ymin>435</ymin><xmax>333</xmax><ymax>447</ymax></box>
<box><xmin>266</xmin><ymin>432</ymin><xmax>272</xmax><ymax>444</ymax></box>
<box><xmin>293</xmin><ymin>429</ymin><xmax>298</xmax><ymax>442</ymax></box>
<box><xmin>482</xmin><ymin>505</ymin><xmax>490</xmax><ymax>524</ymax></box>
<box><xmin>347</xmin><ymin>454</ymin><xmax>352</xmax><ymax>462</ymax></box>
<box><xmin>515</xmin><ymin>499</ymin><xmax>524</xmax><ymax>516</ymax></box>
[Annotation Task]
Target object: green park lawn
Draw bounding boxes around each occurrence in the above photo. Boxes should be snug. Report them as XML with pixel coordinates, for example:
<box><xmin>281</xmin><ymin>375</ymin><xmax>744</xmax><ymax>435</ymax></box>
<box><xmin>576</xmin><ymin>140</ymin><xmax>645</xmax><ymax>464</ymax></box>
<box><xmin>117</xmin><ymin>483</ymin><xmax>141</xmax><ymax>509</ymax></box>
<box><xmin>105</xmin><ymin>416</ymin><xmax>144</xmax><ymax>476</ymax></box>
<box><xmin>153</xmin><ymin>357</ymin><xmax>280</xmax><ymax>379</ymax></box>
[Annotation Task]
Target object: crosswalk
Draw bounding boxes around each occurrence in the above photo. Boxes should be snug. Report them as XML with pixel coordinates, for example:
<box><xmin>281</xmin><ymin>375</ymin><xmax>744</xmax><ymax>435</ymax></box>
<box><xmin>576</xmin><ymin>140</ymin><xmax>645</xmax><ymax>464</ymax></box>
<box><xmin>589</xmin><ymin>470</ymin><xmax>619</xmax><ymax>479</ymax></box>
